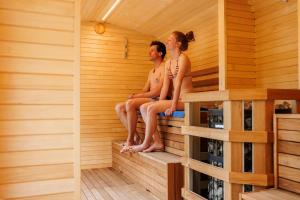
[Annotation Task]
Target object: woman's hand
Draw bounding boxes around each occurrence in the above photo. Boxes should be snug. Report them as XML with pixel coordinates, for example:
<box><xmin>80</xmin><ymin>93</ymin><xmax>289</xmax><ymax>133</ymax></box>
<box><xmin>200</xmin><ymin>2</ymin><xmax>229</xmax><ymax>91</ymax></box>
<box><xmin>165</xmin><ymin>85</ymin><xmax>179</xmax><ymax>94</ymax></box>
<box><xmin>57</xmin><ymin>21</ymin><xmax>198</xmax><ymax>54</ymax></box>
<box><xmin>164</xmin><ymin>105</ymin><xmax>176</xmax><ymax>116</ymax></box>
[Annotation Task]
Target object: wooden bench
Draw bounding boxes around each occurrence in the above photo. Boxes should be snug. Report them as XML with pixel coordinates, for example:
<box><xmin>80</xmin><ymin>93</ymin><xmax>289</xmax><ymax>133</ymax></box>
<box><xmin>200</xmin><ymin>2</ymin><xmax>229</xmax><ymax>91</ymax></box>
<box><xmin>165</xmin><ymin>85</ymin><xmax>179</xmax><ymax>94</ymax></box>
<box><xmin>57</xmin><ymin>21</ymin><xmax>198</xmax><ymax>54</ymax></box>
<box><xmin>112</xmin><ymin>67</ymin><xmax>218</xmax><ymax>200</ymax></box>
<box><xmin>112</xmin><ymin>141</ymin><xmax>183</xmax><ymax>200</ymax></box>
<box><xmin>240</xmin><ymin>114</ymin><xmax>300</xmax><ymax>200</ymax></box>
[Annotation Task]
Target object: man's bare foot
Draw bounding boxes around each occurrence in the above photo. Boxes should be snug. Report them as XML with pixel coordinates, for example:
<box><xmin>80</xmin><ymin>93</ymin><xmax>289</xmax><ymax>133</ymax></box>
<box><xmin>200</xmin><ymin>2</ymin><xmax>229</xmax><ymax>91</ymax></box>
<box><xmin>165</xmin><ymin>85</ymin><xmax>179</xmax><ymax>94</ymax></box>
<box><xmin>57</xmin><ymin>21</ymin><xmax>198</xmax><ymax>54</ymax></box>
<box><xmin>143</xmin><ymin>142</ymin><xmax>164</xmax><ymax>153</ymax></box>
<box><xmin>128</xmin><ymin>144</ymin><xmax>148</xmax><ymax>153</ymax></box>
<box><xmin>121</xmin><ymin>140</ymin><xmax>134</xmax><ymax>147</ymax></box>
<box><xmin>120</xmin><ymin>145</ymin><xmax>133</xmax><ymax>153</ymax></box>
<box><xmin>134</xmin><ymin>134</ymin><xmax>143</xmax><ymax>145</ymax></box>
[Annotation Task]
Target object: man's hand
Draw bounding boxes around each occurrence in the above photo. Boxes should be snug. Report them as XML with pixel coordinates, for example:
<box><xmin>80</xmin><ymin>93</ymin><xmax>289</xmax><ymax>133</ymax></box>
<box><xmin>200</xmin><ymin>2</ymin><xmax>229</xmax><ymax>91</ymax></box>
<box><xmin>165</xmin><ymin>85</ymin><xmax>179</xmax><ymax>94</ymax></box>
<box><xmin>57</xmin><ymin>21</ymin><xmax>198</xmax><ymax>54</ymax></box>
<box><xmin>128</xmin><ymin>93</ymin><xmax>135</xmax><ymax>99</ymax></box>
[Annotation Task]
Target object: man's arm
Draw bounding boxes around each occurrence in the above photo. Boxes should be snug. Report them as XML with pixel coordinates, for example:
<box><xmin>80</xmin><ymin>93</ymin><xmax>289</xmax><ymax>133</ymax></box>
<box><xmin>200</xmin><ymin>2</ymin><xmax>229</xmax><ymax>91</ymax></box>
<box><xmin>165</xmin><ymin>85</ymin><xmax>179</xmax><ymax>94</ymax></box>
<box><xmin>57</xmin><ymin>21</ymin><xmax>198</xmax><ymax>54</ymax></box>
<box><xmin>132</xmin><ymin>67</ymin><xmax>164</xmax><ymax>98</ymax></box>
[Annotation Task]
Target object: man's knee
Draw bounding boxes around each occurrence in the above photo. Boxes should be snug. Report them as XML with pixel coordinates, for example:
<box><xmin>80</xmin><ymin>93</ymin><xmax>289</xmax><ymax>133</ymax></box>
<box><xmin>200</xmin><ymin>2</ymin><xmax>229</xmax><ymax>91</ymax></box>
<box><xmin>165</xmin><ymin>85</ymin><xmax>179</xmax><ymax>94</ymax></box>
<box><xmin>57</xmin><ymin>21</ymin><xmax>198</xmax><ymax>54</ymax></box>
<box><xmin>115</xmin><ymin>103</ymin><xmax>125</xmax><ymax>114</ymax></box>
<box><xmin>126</xmin><ymin>99</ymin><xmax>137</xmax><ymax>111</ymax></box>
<box><xmin>147</xmin><ymin>104</ymin><xmax>158</xmax><ymax>115</ymax></box>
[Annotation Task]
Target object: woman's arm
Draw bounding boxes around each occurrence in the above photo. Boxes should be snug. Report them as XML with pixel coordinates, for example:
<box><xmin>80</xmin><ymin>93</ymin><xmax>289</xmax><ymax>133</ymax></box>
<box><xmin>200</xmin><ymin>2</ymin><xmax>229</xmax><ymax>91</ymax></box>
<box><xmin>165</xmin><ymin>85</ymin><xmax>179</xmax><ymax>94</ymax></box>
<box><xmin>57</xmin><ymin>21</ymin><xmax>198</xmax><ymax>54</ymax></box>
<box><xmin>165</xmin><ymin>55</ymin><xmax>189</xmax><ymax>115</ymax></box>
<box><xmin>159</xmin><ymin>62</ymin><xmax>170</xmax><ymax>100</ymax></box>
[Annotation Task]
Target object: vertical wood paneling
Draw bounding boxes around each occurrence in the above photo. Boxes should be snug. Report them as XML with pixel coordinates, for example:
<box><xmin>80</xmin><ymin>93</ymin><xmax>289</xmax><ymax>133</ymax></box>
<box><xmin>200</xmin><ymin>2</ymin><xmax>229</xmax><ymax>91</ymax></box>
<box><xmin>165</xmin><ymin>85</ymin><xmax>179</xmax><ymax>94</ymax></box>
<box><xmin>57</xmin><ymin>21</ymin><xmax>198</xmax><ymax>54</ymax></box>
<box><xmin>0</xmin><ymin>0</ymin><xmax>79</xmax><ymax>199</ymax></box>
<box><xmin>255</xmin><ymin>0</ymin><xmax>298</xmax><ymax>89</ymax></box>
<box><xmin>226</xmin><ymin>0</ymin><xmax>256</xmax><ymax>89</ymax></box>
<box><xmin>80</xmin><ymin>22</ymin><xmax>154</xmax><ymax>169</ymax></box>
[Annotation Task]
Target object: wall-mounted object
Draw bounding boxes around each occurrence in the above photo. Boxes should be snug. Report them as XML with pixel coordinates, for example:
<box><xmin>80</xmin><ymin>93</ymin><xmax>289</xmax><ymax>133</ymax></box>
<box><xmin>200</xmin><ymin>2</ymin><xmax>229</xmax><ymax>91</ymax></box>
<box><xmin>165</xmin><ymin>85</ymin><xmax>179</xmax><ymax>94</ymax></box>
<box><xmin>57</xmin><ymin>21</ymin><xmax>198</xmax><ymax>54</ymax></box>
<box><xmin>124</xmin><ymin>38</ymin><xmax>128</xmax><ymax>59</ymax></box>
<box><xmin>94</xmin><ymin>23</ymin><xmax>105</xmax><ymax>34</ymax></box>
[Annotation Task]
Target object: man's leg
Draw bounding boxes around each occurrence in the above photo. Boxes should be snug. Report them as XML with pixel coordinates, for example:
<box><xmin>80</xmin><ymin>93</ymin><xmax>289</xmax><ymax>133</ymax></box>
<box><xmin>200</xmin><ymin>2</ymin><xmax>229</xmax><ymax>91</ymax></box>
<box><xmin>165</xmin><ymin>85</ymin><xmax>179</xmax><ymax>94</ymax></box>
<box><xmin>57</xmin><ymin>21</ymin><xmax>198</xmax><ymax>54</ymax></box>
<box><xmin>120</xmin><ymin>98</ymin><xmax>153</xmax><ymax>152</ymax></box>
<box><xmin>115</xmin><ymin>102</ymin><xmax>127</xmax><ymax>129</ymax></box>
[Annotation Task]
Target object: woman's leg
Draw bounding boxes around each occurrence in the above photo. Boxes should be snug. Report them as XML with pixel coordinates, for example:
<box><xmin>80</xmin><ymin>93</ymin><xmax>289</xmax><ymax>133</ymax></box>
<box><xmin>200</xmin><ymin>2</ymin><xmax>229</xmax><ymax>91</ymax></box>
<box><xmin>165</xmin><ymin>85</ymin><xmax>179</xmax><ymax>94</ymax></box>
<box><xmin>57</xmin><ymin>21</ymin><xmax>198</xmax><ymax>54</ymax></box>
<box><xmin>131</xmin><ymin>100</ymin><xmax>184</xmax><ymax>152</ymax></box>
<box><xmin>140</xmin><ymin>101</ymin><xmax>160</xmax><ymax>145</ymax></box>
<box><xmin>144</xmin><ymin>100</ymin><xmax>185</xmax><ymax>152</ymax></box>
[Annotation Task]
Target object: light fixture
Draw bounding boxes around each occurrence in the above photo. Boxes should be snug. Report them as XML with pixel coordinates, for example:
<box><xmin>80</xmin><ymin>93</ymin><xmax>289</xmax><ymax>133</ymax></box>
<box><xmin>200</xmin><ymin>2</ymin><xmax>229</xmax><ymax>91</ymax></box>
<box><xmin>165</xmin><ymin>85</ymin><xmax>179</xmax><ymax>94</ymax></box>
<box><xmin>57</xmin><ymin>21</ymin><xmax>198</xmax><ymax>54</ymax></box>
<box><xmin>102</xmin><ymin>0</ymin><xmax>123</xmax><ymax>22</ymax></box>
<box><xmin>94</xmin><ymin>23</ymin><xmax>105</xmax><ymax>34</ymax></box>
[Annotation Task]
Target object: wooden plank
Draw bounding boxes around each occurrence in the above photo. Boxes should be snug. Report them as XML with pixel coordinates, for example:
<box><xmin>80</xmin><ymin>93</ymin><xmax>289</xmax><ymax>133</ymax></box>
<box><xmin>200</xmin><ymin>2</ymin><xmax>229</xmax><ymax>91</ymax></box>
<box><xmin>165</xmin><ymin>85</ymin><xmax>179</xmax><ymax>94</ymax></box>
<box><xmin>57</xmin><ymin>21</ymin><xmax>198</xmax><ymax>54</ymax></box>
<box><xmin>278</xmin><ymin>153</ymin><xmax>300</xmax><ymax>169</ymax></box>
<box><xmin>181</xmin><ymin>158</ymin><xmax>230</xmax><ymax>182</ymax></box>
<box><xmin>0</xmin><ymin>0</ymin><xmax>74</xmax><ymax>16</ymax></box>
<box><xmin>0</xmin><ymin>9</ymin><xmax>74</xmax><ymax>31</ymax></box>
<box><xmin>278</xmin><ymin>140</ymin><xmax>300</xmax><ymax>156</ymax></box>
<box><xmin>278</xmin><ymin>118</ymin><xmax>300</xmax><ymax>131</ymax></box>
<box><xmin>0</xmin><ymin>164</ymin><xmax>73</xmax><ymax>184</ymax></box>
<box><xmin>11</xmin><ymin>192</ymin><xmax>75</xmax><ymax>200</ymax></box>
<box><xmin>278</xmin><ymin>130</ymin><xmax>300</xmax><ymax>143</ymax></box>
<box><xmin>278</xmin><ymin>165</ymin><xmax>300</xmax><ymax>184</ymax></box>
<box><xmin>278</xmin><ymin>178</ymin><xmax>300</xmax><ymax>194</ymax></box>
<box><xmin>240</xmin><ymin>189</ymin><xmax>300</xmax><ymax>200</ymax></box>
<box><xmin>0</xmin><ymin>134</ymin><xmax>73</xmax><ymax>152</ymax></box>
<box><xmin>0</xmin><ymin>178</ymin><xmax>75</xmax><ymax>199</ymax></box>
<box><xmin>182</xmin><ymin>125</ymin><xmax>229</xmax><ymax>141</ymax></box>
<box><xmin>0</xmin><ymin>150</ymin><xmax>74</xmax><ymax>168</ymax></box>
<box><xmin>181</xmin><ymin>188</ymin><xmax>206</xmax><ymax>200</ymax></box>
<box><xmin>218</xmin><ymin>0</ymin><xmax>226</xmax><ymax>90</ymax></box>
<box><xmin>298</xmin><ymin>0</ymin><xmax>300</xmax><ymax>89</ymax></box>
<box><xmin>229</xmin><ymin>172</ymin><xmax>273</xmax><ymax>186</ymax></box>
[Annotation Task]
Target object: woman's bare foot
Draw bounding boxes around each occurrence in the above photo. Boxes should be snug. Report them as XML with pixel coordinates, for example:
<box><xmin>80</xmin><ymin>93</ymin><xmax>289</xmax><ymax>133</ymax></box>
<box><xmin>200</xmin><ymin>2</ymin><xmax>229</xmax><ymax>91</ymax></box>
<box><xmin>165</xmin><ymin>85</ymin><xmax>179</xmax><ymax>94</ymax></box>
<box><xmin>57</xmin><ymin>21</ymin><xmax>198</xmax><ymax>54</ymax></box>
<box><xmin>143</xmin><ymin>142</ymin><xmax>164</xmax><ymax>153</ymax></box>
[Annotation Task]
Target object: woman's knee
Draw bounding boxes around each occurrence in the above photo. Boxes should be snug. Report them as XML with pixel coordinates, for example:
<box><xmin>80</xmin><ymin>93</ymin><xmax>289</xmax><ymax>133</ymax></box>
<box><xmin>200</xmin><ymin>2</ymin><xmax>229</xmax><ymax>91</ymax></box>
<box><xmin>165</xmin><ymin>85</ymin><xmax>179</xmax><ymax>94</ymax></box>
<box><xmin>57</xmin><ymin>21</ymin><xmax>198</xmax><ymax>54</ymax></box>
<box><xmin>140</xmin><ymin>104</ymin><xmax>148</xmax><ymax>116</ymax></box>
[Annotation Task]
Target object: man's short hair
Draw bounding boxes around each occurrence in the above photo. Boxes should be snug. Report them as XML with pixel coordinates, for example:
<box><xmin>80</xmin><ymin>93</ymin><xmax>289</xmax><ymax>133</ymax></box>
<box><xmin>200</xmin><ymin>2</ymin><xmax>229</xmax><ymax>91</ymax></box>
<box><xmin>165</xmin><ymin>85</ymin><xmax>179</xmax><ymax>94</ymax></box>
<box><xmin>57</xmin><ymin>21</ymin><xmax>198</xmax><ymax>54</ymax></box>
<box><xmin>150</xmin><ymin>41</ymin><xmax>166</xmax><ymax>60</ymax></box>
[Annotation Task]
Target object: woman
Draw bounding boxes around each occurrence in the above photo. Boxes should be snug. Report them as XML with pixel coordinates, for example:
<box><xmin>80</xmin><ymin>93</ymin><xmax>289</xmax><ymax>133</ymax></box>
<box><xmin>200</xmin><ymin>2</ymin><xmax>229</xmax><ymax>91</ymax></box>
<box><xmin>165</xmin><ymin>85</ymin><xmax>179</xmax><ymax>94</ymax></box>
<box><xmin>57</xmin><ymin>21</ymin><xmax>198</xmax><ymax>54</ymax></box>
<box><xmin>127</xmin><ymin>31</ymin><xmax>194</xmax><ymax>153</ymax></box>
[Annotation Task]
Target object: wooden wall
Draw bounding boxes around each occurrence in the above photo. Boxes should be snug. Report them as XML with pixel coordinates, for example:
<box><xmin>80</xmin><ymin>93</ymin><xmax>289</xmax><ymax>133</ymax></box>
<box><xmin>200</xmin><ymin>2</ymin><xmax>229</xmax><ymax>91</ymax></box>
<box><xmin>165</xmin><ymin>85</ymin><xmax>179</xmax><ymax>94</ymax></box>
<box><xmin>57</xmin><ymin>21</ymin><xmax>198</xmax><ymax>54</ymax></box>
<box><xmin>188</xmin><ymin>1</ymin><xmax>218</xmax><ymax>82</ymax></box>
<box><xmin>157</xmin><ymin>0</ymin><xmax>219</xmax><ymax>91</ymax></box>
<box><xmin>225</xmin><ymin>0</ymin><xmax>256</xmax><ymax>89</ymax></box>
<box><xmin>254</xmin><ymin>0</ymin><xmax>298</xmax><ymax>89</ymax></box>
<box><xmin>80</xmin><ymin>22</ymin><xmax>154</xmax><ymax>169</ymax></box>
<box><xmin>0</xmin><ymin>0</ymin><xmax>80</xmax><ymax>199</ymax></box>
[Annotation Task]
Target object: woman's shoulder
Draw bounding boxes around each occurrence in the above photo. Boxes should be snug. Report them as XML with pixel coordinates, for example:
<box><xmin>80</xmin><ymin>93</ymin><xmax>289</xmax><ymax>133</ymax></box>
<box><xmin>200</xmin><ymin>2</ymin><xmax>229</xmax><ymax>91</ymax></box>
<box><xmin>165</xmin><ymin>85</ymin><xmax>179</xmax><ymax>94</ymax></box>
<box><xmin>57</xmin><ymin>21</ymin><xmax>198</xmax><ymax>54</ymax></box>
<box><xmin>179</xmin><ymin>53</ymin><xmax>191</xmax><ymax>64</ymax></box>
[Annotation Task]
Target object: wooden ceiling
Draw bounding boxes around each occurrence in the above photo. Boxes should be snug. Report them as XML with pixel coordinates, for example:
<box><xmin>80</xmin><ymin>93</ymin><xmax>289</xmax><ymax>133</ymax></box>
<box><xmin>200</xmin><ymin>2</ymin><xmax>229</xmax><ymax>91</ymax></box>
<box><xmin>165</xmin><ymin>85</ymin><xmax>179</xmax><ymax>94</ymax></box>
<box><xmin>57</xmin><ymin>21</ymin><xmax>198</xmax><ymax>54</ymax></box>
<box><xmin>81</xmin><ymin>0</ymin><xmax>217</xmax><ymax>38</ymax></box>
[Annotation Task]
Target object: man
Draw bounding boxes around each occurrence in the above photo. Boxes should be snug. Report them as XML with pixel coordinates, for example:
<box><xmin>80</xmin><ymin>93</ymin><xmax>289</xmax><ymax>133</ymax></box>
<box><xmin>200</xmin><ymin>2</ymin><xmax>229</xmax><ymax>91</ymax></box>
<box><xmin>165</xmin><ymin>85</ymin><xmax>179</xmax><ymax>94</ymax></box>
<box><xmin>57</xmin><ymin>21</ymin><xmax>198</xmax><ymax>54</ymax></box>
<box><xmin>115</xmin><ymin>41</ymin><xmax>166</xmax><ymax>152</ymax></box>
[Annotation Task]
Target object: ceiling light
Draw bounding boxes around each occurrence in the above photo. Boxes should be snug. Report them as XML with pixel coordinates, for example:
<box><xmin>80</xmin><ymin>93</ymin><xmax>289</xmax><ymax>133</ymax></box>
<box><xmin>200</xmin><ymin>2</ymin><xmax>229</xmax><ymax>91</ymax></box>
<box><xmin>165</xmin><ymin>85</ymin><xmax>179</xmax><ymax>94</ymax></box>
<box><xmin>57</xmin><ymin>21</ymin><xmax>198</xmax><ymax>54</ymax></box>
<box><xmin>102</xmin><ymin>0</ymin><xmax>123</xmax><ymax>22</ymax></box>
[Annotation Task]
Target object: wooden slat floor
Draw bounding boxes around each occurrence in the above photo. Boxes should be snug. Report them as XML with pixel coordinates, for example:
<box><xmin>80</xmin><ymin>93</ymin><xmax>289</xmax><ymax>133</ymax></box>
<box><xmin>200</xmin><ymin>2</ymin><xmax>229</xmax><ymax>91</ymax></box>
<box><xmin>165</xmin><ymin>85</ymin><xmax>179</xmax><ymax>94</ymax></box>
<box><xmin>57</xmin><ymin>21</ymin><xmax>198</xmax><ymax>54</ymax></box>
<box><xmin>81</xmin><ymin>168</ymin><xmax>158</xmax><ymax>200</ymax></box>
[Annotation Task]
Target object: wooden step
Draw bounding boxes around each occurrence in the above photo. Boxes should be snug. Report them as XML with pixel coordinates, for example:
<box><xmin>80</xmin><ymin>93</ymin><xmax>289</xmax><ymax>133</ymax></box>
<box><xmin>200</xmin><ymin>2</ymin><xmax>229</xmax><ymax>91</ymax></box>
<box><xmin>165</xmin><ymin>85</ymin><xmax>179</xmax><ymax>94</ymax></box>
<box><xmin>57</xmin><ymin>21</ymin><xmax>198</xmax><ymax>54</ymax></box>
<box><xmin>112</xmin><ymin>141</ymin><xmax>183</xmax><ymax>200</ymax></box>
<box><xmin>240</xmin><ymin>189</ymin><xmax>300</xmax><ymax>200</ymax></box>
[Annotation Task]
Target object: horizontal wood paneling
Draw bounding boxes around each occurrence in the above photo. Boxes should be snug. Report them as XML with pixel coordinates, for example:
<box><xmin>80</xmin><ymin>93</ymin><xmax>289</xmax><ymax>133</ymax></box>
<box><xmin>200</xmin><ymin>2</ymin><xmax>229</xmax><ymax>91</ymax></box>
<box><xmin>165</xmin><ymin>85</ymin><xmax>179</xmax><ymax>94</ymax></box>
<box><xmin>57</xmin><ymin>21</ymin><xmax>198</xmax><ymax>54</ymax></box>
<box><xmin>0</xmin><ymin>0</ymin><xmax>78</xmax><ymax>199</ymax></box>
<box><xmin>254</xmin><ymin>0</ymin><xmax>298</xmax><ymax>88</ymax></box>
<box><xmin>226</xmin><ymin>0</ymin><xmax>256</xmax><ymax>89</ymax></box>
<box><xmin>80</xmin><ymin>22</ymin><xmax>154</xmax><ymax>169</ymax></box>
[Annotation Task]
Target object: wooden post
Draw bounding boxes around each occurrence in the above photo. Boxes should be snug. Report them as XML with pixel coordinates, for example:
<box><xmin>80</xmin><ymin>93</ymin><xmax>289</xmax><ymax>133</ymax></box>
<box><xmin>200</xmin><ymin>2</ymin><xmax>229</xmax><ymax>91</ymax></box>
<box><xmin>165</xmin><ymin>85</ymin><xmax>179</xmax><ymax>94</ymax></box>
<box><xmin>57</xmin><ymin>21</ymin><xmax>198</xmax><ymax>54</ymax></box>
<box><xmin>224</xmin><ymin>101</ymin><xmax>243</xmax><ymax>200</ymax></box>
<box><xmin>298</xmin><ymin>0</ymin><xmax>300</xmax><ymax>89</ymax></box>
<box><xmin>184</xmin><ymin>103</ymin><xmax>192</xmax><ymax>193</ymax></box>
<box><xmin>218</xmin><ymin>0</ymin><xmax>227</xmax><ymax>91</ymax></box>
<box><xmin>252</xmin><ymin>100</ymin><xmax>274</xmax><ymax>191</ymax></box>
<box><xmin>74</xmin><ymin>0</ymin><xmax>81</xmax><ymax>199</ymax></box>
